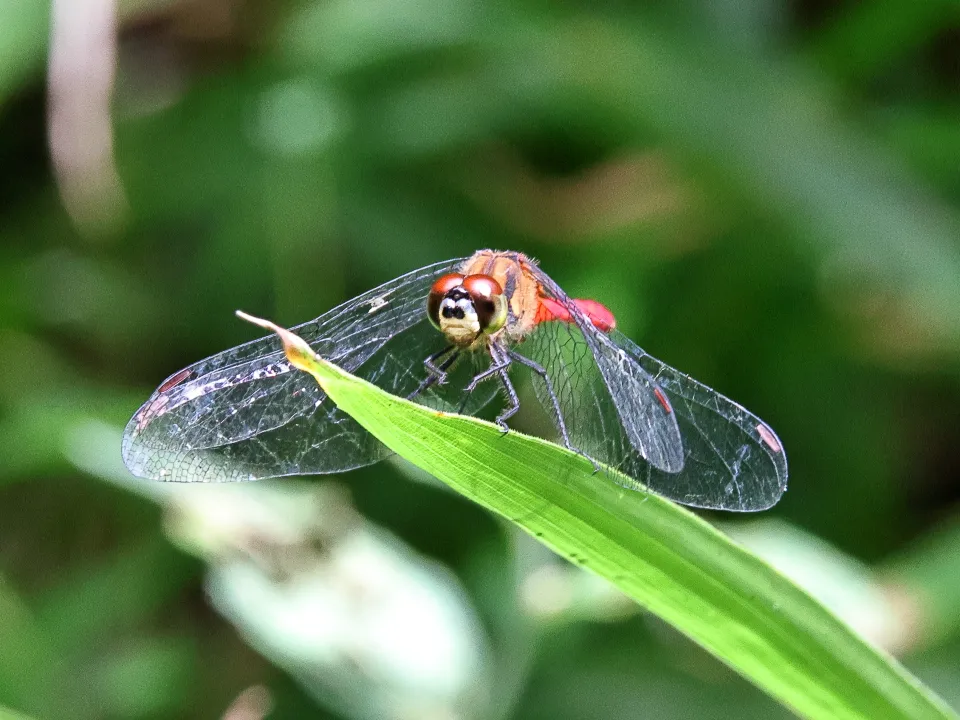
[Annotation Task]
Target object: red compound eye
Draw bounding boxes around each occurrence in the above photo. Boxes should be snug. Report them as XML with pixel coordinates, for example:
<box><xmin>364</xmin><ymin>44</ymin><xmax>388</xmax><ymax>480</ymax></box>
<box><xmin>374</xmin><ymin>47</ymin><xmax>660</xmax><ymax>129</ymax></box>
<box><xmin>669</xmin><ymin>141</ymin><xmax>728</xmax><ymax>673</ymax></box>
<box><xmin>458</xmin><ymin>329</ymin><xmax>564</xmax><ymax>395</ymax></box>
<box><xmin>430</xmin><ymin>273</ymin><xmax>465</xmax><ymax>296</ymax></box>
<box><xmin>461</xmin><ymin>274</ymin><xmax>503</xmax><ymax>302</ymax></box>
<box><xmin>427</xmin><ymin>273</ymin><xmax>465</xmax><ymax>328</ymax></box>
<box><xmin>462</xmin><ymin>274</ymin><xmax>507</xmax><ymax>333</ymax></box>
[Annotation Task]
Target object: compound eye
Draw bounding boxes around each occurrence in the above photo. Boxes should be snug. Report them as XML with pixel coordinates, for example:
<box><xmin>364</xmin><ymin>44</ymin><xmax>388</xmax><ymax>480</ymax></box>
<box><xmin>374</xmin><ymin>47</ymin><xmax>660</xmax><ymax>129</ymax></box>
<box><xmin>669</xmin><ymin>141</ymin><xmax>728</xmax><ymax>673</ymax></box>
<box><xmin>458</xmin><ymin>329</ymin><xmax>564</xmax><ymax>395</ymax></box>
<box><xmin>427</xmin><ymin>273</ymin><xmax>464</xmax><ymax>328</ymax></box>
<box><xmin>462</xmin><ymin>274</ymin><xmax>507</xmax><ymax>334</ymax></box>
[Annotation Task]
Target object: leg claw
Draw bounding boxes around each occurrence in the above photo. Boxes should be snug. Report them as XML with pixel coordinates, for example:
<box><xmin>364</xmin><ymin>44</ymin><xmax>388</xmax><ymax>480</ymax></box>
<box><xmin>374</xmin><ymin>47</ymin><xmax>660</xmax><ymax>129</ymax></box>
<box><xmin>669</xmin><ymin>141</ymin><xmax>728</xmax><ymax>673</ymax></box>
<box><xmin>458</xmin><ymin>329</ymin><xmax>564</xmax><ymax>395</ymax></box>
<box><xmin>565</xmin><ymin>443</ymin><xmax>601</xmax><ymax>474</ymax></box>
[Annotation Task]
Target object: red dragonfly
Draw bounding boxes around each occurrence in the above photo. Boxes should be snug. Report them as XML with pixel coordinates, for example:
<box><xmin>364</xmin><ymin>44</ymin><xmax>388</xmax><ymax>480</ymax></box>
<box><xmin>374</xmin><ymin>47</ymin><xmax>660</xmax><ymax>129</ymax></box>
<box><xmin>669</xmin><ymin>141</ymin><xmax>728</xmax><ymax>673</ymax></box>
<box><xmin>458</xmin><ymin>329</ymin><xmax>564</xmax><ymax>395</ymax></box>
<box><xmin>123</xmin><ymin>250</ymin><xmax>787</xmax><ymax>511</ymax></box>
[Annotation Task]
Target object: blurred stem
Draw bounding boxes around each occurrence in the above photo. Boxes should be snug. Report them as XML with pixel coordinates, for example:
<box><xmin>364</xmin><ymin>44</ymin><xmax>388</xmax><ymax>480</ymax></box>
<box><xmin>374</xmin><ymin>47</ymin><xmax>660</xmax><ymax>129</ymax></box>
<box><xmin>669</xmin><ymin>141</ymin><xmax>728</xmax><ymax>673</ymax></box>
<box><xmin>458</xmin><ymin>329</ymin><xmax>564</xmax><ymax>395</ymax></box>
<box><xmin>47</xmin><ymin>0</ymin><xmax>128</xmax><ymax>235</ymax></box>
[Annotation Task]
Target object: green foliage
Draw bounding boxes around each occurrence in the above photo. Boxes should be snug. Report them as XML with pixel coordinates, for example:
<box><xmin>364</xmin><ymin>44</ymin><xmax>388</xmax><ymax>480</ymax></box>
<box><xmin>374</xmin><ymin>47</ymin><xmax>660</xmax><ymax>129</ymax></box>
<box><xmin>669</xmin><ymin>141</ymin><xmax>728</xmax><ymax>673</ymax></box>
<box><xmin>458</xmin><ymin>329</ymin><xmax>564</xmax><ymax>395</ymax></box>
<box><xmin>2</xmin><ymin>0</ymin><xmax>960</xmax><ymax>718</ymax></box>
<box><xmin>255</xmin><ymin>314</ymin><xmax>955</xmax><ymax>720</ymax></box>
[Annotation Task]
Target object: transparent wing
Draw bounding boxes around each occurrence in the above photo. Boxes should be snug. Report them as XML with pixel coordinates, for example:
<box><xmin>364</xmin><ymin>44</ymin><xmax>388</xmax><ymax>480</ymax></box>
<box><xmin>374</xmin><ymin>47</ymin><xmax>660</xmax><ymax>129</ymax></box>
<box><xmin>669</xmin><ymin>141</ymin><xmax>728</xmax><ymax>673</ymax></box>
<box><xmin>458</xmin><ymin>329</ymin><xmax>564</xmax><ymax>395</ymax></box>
<box><xmin>607</xmin><ymin>330</ymin><xmax>788</xmax><ymax>510</ymax></box>
<box><xmin>122</xmin><ymin>257</ymin><xmax>497</xmax><ymax>482</ymax></box>
<box><xmin>516</xmin><ymin>270</ymin><xmax>787</xmax><ymax>511</ymax></box>
<box><xmin>526</xmin><ymin>269</ymin><xmax>684</xmax><ymax>474</ymax></box>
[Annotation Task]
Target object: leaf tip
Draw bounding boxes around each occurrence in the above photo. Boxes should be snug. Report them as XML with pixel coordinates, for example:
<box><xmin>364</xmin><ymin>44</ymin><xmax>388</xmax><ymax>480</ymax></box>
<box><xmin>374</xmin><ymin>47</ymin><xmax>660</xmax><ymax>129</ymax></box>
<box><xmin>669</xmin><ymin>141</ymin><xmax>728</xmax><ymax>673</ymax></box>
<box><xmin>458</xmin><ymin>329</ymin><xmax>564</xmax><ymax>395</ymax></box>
<box><xmin>235</xmin><ymin>309</ymin><xmax>318</xmax><ymax>373</ymax></box>
<box><xmin>235</xmin><ymin>309</ymin><xmax>271</xmax><ymax>329</ymax></box>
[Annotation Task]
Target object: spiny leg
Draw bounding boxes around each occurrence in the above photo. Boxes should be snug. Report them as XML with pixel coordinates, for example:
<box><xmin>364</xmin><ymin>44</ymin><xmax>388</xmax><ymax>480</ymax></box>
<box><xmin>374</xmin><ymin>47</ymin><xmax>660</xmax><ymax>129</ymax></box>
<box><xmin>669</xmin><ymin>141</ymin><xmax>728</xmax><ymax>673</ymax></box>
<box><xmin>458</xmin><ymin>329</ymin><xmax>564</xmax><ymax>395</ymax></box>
<box><xmin>463</xmin><ymin>343</ymin><xmax>518</xmax><ymax>432</ymax></box>
<box><xmin>507</xmin><ymin>351</ymin><xmax>572</xmax><ymax>448</ymax></box>
<box><xmin>408</xmin><ymin>346</ymin><xmax>459</xmax><ymax>401</ymax></box>
<box><xmin>464</xmin><ymin>346</ymin><xmax>511</xmax><ymax>393</ymax></box>
<box><xmin>508</xmin><ymin>350</ymin><xmax>600</xmax><ymax>472</ymax></box>
<box><xmin>424</xmin><ymin>344</ymin><xmax>456</xmax><ymax>381</ymax></box>
<box><xmin>493</xmin><ymin>368</ymin><xmax>520</xmax><ymax>432</ymax></box>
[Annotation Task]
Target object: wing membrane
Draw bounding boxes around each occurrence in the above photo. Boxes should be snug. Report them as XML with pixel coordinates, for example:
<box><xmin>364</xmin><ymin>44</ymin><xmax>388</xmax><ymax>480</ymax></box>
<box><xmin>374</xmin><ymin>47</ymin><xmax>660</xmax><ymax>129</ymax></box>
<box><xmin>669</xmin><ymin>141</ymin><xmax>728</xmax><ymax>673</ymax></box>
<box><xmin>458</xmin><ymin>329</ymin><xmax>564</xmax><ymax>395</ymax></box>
<box><xmin>610</xmin><ymin>331</ymin><xmax>787</xmax><ymax>510</ymax></box>
<box><xmin>517</xmin><ymin>269</ymin><xmax>787</xmax><ymax>511</ymax></box>
<box><xmin>526</xmin><ymin>268</ymin><xmax>683</xmax><ymax>473</ymax></box>
<box><xmin>121</xmin><ymin>257</ymin><xmax>486</xmax><ymax>482</ymax></box>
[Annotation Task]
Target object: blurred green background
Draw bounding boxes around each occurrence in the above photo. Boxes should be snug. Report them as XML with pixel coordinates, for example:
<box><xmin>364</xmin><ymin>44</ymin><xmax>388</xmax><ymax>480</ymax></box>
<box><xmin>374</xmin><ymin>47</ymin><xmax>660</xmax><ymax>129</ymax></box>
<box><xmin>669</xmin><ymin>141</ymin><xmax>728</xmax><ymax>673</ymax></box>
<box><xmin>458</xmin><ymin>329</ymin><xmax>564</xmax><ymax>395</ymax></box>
<box><xmin>2</xmin><ymin>0</ymin><xmax>960</xmax><ymax>718</ymax></box>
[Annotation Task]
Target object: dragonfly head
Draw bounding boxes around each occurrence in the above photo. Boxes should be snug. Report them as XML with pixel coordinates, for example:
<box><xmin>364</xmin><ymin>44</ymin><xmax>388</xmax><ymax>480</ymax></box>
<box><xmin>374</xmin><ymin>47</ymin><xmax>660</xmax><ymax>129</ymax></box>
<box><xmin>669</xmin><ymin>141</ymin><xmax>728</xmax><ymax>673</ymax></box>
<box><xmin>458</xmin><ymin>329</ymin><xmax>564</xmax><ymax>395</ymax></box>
<box><xmin>428</xmin><ymin>273</ymin><xmax>508</xmax><ymax>347</ymax></box>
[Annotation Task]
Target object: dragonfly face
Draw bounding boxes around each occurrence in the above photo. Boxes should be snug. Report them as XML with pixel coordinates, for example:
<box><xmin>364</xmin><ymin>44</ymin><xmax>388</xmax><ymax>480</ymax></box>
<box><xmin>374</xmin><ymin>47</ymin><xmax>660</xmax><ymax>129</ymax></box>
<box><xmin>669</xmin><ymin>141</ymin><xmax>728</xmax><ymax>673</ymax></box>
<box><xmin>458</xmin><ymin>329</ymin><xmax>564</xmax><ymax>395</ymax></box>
<box><xmin>123</xmin><ymin>249</ymin><xmax>788</xmax><ymax>511</ymax></box>
<box><xmin>427</xmin><ymin>273</ymin><xmax>508</xmax><ymax>348</ymax></box>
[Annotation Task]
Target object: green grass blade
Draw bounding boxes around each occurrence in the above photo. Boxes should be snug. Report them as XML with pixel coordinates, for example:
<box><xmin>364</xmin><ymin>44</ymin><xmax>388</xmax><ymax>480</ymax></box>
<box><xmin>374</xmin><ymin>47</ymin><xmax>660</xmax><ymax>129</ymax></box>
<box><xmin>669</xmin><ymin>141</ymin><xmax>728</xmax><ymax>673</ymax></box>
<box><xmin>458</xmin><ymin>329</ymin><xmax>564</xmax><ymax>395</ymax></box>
<box><xmin>0</xmin><ymin>708</ymin><xmax>36</xmax><ymax>720</ymax></box>
<box><xmin>239</xmin><ymin>312</ymin><xmax>956</xmax><ymax>720</ymax></box>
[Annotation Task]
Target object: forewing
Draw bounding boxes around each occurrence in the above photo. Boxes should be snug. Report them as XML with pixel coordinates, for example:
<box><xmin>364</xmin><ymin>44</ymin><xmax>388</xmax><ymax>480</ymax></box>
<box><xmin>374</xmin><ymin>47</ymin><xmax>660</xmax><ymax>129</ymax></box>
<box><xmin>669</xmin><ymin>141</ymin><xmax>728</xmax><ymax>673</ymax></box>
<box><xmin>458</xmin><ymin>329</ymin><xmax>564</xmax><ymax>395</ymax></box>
<box><xmin>122</xmin><ymin>257</ymin><xmax>476</xmax><ymax>482</ymax></box>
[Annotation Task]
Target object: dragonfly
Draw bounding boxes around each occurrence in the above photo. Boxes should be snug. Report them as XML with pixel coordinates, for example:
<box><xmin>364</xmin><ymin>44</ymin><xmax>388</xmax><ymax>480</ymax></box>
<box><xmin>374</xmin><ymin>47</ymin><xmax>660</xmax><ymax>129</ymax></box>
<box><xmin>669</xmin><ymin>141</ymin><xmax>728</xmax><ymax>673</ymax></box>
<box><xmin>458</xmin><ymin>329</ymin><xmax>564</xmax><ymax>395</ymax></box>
<box><xmin>122</xmin><ymin>249</ymin><xmax>787</xmax><ymax>511</ymax></box>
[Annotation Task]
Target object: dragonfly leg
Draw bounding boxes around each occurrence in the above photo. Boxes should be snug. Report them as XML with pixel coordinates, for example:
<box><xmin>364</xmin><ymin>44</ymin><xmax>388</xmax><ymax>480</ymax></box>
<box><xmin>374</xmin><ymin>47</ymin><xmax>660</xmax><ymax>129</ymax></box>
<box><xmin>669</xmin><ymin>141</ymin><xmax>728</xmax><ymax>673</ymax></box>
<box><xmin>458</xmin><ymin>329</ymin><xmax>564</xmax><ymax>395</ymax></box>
<box><xmin>507</xmin><ymin>351</ymin><xmax>571</xmax><ymax>447</ymax></box>
<box><xmin>493</xmin><ymin>370</ymin><xmax>520</xmax><ymax>433</ymax></box>
<box><xmin>508</xmin><ymin>350</ymin><xmax>601</xmax><ymax>472</ymax></box>
<box><xmin>465</xmin><ymin>347</ymin><xmax>511</xmax><ymax>393</ymax></box>
<box><xmin>465</xmin><ymin>343</ymin><xmax>518</xmax><ymax>433</ymax></box>
<box><xmin>408</xmin><ymin>347</ymin><xmax>459</xmax><ymax>401</ymax></box>
<box><xmin>424</xmin><ymin>344</ymin><xmax>456</xmax><ymax>383</ymax></box>
<box><xmin>488</xmin><ymin>344</ymin><xmax>520</xmax><ymax>435</ymax></box>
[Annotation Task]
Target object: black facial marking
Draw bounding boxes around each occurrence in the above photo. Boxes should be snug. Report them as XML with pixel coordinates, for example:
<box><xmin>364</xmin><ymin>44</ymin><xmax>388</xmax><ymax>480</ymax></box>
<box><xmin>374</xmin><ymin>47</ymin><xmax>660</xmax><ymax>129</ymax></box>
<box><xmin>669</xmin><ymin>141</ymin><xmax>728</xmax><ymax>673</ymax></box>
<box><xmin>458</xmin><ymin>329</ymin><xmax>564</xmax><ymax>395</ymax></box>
<box><xmin>440</xmin><ymin>287</ymin><xmax>474</xmax><ymax>322</ymax></box>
